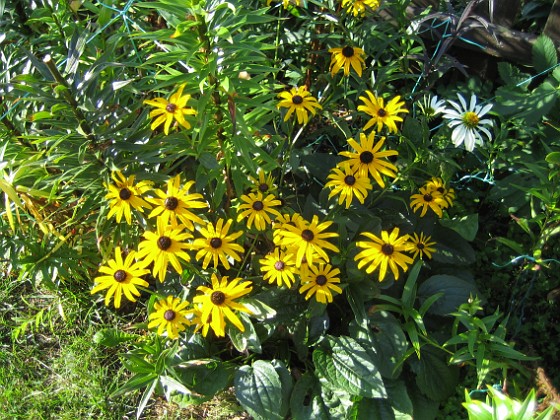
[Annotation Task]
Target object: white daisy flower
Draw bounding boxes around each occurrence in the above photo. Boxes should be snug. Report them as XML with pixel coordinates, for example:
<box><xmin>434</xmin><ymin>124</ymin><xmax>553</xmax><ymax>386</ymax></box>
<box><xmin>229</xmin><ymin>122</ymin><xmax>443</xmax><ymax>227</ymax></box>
<box><xmin>417</xmin><ymin>94</ymin><xmax>447</xmax><ymax>120</ymax></box>
<box><xmin>443</xmin><ymin>93</ymin><xmax>493</xmax><ymax>152</ymax></box>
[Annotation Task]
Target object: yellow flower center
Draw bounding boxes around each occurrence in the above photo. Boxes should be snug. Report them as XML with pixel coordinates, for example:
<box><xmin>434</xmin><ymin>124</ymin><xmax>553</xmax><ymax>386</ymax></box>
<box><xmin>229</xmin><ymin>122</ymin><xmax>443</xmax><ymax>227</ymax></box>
<box><xmin>381</xmin><ymin>243</ymin><xmax>394</xmax><ymax>256</ymax></box>
<box><xmin>463</xmin><ymin>111</ymin><xmax>479</xmax><ymax>128</ymax></box>
<box><xmin>377</xmin><ymin>108</ymin><xmax>387</xmax><ymax>117</ymax></box>
<box><xmin>166</xmin><ymin>103</ymin><xmax>177</xmax><ymax>113</ymax></box>
<box><xmin>165</xmin><ymin>197</ymin><xmax>179</xmax><ymax>210</ymax></box>
<box><xmin>157</xmin><ymin>236</ymin><xmax>172</xmax><ymax>250</ymax></box>
<box><xmin>210</xmin><ymin>238</ymin><xmax>222</xmax><ymax>249</ymax></box>
<box><xmin>274</xmin><ymin>261</ymin><xmax>285</xmax><ymax>270</ymax></box>
<box><xmin>113</xmin><ymin>269</ymin><xmax>127</xmax><ymax>282</ymax></box>
<box><xmin>119</xmin><ymin>188</ymin><xmax>132</xmax><ymax>200</ymax></box>
<box><xmin>316</xmin><ymin>274</ymin><xmax>328</xmax><ymax>286</ymax></box>
<box><xmin>301</xmin><ymin>229</ymin><xmax>314</xmax><ymax>242</ymax></box>
<box><xmin>423</xmin><ymin>193</ymin><xmax>433</xmax><ymax>202</ymax></box>
<box><xmin>344</xmin><ymin>175</ymin><xmax>356</xmax><ymax>186</ymax></box>
<box><xmin>211</xmin><ymin>291</ymin><xmax>226</xmax><ymax>305</ymax></box>
<box><xmin>292</xmin><ymin>95</ymin><xmax>303</xmax><ymax>105</ymax></box>
<box><xmin>164</xmin><ymin>310</ymin><xmax>176</xmax><ymax>321</ymax></box>
<box><xmin>252</xmin><ymin>200</ymin><xmax>264</xmax><ymax>211</ymax></box>
<box><xmin>342</xmin><ymin>46</ymin><xmax>355</xmax><ymax>58</ymax></box>
<box><xmin>360</xmin><ymin>151</ymin><xmax>374</xmax><ymax>164</ymax></box>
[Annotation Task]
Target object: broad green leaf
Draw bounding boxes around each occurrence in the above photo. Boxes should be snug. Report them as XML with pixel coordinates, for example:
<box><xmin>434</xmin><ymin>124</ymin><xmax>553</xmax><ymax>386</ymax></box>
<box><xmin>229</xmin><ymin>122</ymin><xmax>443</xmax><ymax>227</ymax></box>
<box><xmin>234</xmin><ymin>360</ymin><xmax>283</xmax><ymax>420</ymax></box>
<box><xmin>408</xmin><ymin>384</ymin><xmax>440</xmax><ymax>420</ymax></box>
<box><xmin>290</xmin><ymin>373</ymin><xmax>330</xmax><ymax>420</ymax></box>
<box><xmin>417</xmin><ymin>275</ymin><xmax>479</xmax><ymax>316</ymax></box>
<box><xmin>92</xmin><ymin>328</ymin><xmax>140</xmax><ymax>347</ymax></box>
<box><xmin>409</xmin><ymin>346</ymin><xmax>459</xmax><ymax>401</ymax></box>
<box><xmin>532</xmin><ymin>35</ymin><xmax>558</xmax><ymax>74</ymax></box>
<box><xmin>228</xmin><ymin>312</ymin><xmax>262</xmax><ymax>353</ymax></box>
<box><xmin>173</xmin><ymin>359</ymin><xmax>234</xmax><ymax>400</ymax></box>
<box><xmin>348</xmin><ymin>397</ymin><xmax>394</xmax><ymax>420</ymax></box>
<box><xmin>271</xmin><ymin>360</ymin><xmax>293</xmax><ymax>418</ymax></box>
<box><xmin>312</xmin><ymin>335</ymin><xmax>386</xmax><ymax>398</ymax></box>
<box><xmin>439</xmin><ymin>214</ymin><xmax>478</xmax><ymax>241</ymax></box>
<box><xmin>431</xmin><ymin>227</ymin><xmax>476</xmax><ymax>265</ymax></box>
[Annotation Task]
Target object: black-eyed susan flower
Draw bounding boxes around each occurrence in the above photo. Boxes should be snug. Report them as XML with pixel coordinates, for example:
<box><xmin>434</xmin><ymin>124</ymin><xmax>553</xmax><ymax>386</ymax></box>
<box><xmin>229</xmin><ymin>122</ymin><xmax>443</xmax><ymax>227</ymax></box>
<box><xmin>425</xmin><ymin>177</ymin><xmax>455</xmax><ymax>207</ymax></box>
<box><xmin>442</xmin><ymin>93</ymin><xmax>493</xmax><ymax>152</ymax></box>
<box><xmin>191</xmin><ymin>218</ymin><xmax>244</xmax><ymax>270</ymax></box>
<box><xmin>91</xmin><ymin>247</ymin><xmax>149</xmax><ymax>309</ymax></box>
<box><xmin>193</xmin><ymin>273</ymin><xmax>253</xmax><ymax>337</ymax></box>
<box><xmin>144</xmin><ymin>84</ymin><xmax>197</xmax><ymax>135</ymax></box>
<box><xmin>148</xmin><ymin>295</ymin><xmax>192</xmax><ymax>339</ymax></box>
<box><xmin>277</xmin><ymin>86</ymin><xmax>322</xmax><ymax>125</ymax></box>
<box><xmin>358</xmin><ymin>91</ymin><xmax>409</xmax><ymax>133</ymax></box>
<box><xmin>355</xmin><ymin>228</ymin><xmax>413</xmax><ymax>281</ymax></box>
<box><xmin>407</xmin><ymin>232</ymin><xmax>436</xmax><ymax>260</ymax></box>
<box><xmin>105</xmin><ymin>171</ymin><xmax>152</xmax><ymax>225</ymax></box>
<box><xmin>147</xmin><ymin>174</ymin><xmax>207</xmax><ymax>231</ymax></box>
<box><xmin>249</xmin><ymin>168</ymin><xmax>277</xmax><ymax>194</ymax></box>
<box><xmin>410</xmin><ymin>186</ymin><xmax>448</xmax><ymax>218</ymax></box>
<box><xmin>136</xmin><ymin>217</ymin><xmax>193</xmax><ymax>282</ymax></box>
<box><xmin>278</xmin><ymin>215</ymin><xmax>339</xmax><ymax>267</ymax></box>
<box><xmin>325</xmin><ymin>165</ymin><xmax>372</xmax><ymax>208</ymax></box>
<box><xmin>259</xmin><ymin>248</ymin><xmax>297</xmax><ymax>288</ymax></box>
<box><xmin>341</xmin><ymin>0</ymin><xmax>380</xmax><ymax>17</ymax></box>
<box><xmin>339</xmin><ymin>131</ymin><xmax>398</xmax><ymax>188</ymax></box>
<box><xmin>272</xmin><ymin>213</ymin><xmax>304</xmax><ymax>245</ymax></box>
<box><xmin>299</xmin><ymin>263</ymin><xmax>342</xmax><ymax>304</ymax></box>
<box><xmin>328</xmin><ymin>45</ymin><xmax>366</xmax><ymax>77</ymax></box>
<box><xmin>237</xmin><ymin>192</ymin><xmax>282</xmax><ymax>231</ymax></box>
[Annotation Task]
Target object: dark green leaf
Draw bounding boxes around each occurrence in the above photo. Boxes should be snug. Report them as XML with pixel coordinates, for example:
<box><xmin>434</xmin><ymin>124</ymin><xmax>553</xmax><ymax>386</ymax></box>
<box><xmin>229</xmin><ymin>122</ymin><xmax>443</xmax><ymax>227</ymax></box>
<box><xmin>409</xmin><ymin>346</ymin><xmax>459</xmax><ymax>401</ymax></box>
<box><xmin>418</xmin><ymin>275</ymin><xmax>479</xmax><ymax>315</ymax></box>
<box><xmin>439</xmin><ymin>214</ymin><xmax>478</xmax><ymax>241</ymax></box>
<box><xmin>290</xmin><ymin>373</ymin><xmax>330</xmax><ymax>420</ymax></box>
<box><xmin>532</xmin><ymin>35</ymin><xmax>558</xmax><ymax>74</ymax></box>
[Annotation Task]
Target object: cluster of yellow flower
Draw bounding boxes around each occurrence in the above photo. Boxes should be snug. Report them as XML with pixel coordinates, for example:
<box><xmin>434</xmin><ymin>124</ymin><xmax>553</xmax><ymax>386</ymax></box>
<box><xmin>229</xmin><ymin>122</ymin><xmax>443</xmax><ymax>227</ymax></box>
<box><xmin>410</xmin><ymin>177</ymin><xmax>456</xmax><ymax>218</ymax></box>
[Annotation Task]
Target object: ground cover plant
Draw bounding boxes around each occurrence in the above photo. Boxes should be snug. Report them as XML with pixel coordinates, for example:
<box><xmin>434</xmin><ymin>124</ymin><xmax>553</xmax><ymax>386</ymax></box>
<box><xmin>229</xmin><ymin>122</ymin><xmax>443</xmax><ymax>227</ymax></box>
<box><xmin>1</xmin><ymin>0</ymin><xmax>560</xmax><ymax>418</ymax></box>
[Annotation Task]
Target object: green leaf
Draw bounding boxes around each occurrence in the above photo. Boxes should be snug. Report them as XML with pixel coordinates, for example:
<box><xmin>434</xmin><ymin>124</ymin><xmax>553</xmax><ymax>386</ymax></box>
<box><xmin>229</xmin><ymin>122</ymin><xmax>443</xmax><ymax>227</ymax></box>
<box><xmin>290</xmin><ymin>373</ymin><xmax>330</xmax><ymax>420</ymax></box>
<box><xmin>439</xmin><ymin>214</ymin><xmax>478</xmax><ymax>241</ymax></box>
<box><xmin>312</xmin><ymin>335</ymin><xmax>386</xmax><ymax>398</ymax></box>
<box><xmin>532</xmin><ymin>35</ymin><xmax>558</xmax><ymax>74</ymax></box>
<box><xmin>92</xmin><ymin>328</ymin><xmax>140</xmax><ymax>347</ymax></box>
<box><xmin>409</xmin><ymin>346</ymin><xmax>459</xmax><ymax>401</ymax></box>
<box><xmin>173</xmin><ymin>359</ymin><xmax>234</xmax><ymax>401</ymax></box>
<box><xmin>546</xmin><ymin>152</ymin><xmax>560</xmax><ymax>165</ymax></box>
<box><xmin>417</xmin><ymin>275</ymin><xmax>479</xmax><ymax>316</ymax></box>
<box><xmin>234</xmin><ymin>360</ymin><xmax>283</xmax><ymax>420</ymax></box>
<box><xmin>348</xmin><ymin>396</ymin><xmax>395</xmax><ymax>420</ymax></box>
<box><xmin>271</xmin><ymin>360</ymin><xmax>293</xmax><ymax>418</ymax></box>
<box><xmin>494</xmin><ymin>237</ymin><xmax>525</xmax><ymax>255</ymax></box>
<box><xmin>431</xmin><ymin>227</ymin><xmax>476</xmax><ymax>265</ymax></box>
<box><xmin>228</xmin><ymin>312</ymin><xmax>262</xmax><ymax>353</ymax></box>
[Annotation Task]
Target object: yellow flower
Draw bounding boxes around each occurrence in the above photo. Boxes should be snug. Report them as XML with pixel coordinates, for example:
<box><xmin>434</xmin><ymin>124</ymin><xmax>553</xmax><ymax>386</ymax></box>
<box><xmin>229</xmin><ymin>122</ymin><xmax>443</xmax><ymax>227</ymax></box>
<box><xmin>147</xmin><ymin>174</ymin><xmax>207</xmax><ymax>231</ymax></box>
<box><xmin>278</xmin><ymin>215</ymin><xmax>339</xmax><ymax>267</ymax></box>
<box><xmin>272</xmin><ymin>213</ymin><xmax>305</xmax><ymax>245</ymax></box>
<box><xmin>338</xmin><ymin>131</ymin><xmax>398</xmax><ymax>188</ymax></box>
<box><xmin>277</xmin><ymin>86</ymin><xmax>322</xmax><ymax>125</ymax></box>
<box><xmin>407</xmin><ymin>232</ymin><xmax>436</xmax><ymax>260</ymax></box>
<box><xmin>299</xmin><ymin>263</ymin><xmax>342</xmax><ymax>304</ymax></box>
<box><xmin>355</xmin><ymin>228</ymin><xmax>413</xmax><ymax>281</ymax></box>
<box><xmin>148</xmin><ymin>295</ymin><xmax>192</xmax><ymax>339</ymax></box>
<box><xmin>328</xmin><ymin>46</ymin><xmax>366</xmax><ymax>77</ymax></box>
<box><xmin>249</xmin><ymin>168</ymin><xmax>277</xmax><ymax>194</ymax></box>
<box><xmin>325</xmin><ymin>165</ymin><xmax>372</xmax><ymax>208</ymax></box>
<box><xmin>193</xmin><ymin>273</ymin><xmax>253</xmax><ymax>337</ymax></box>
<box><xmin>91</xmin><ymin>247</ymin><xmax>149</xmax><ymax>309</ymax></box>
<box><xmin>425</xmin><ymin>177</ymin><xmax>455</xmax><ymax>207</ymax></box>
<box><xmin>136</xmin><ymin>217</ymin><xmax>193</xmax><ymax>282</ymax></box>
<box><xmin>144</xmin><ymin>84</ymin><xmax>197</xmax><ymax>135</ymax></box>
<box><xmin>410</xmin><ymin>186</ymin><xmax>448</xmax><ymax>218</ymax></box>
<box><xmin>341</xmin><ymin>0</ymin><xmax>380</xmax><ymax>17</ymax></box>
<box><xmin>259</xmin><ymin>248</ymin><xmax>297</xmax><ymax>288</ymax></box>
<box><xmin>104</xmin><ymin>171</ymin><xmax>152</xmax><ymax>225</ymax></box>
<box><xmin>237</xmin><ymin>192</ymin><xmax>282</xmax><ymax>231</ymax></box>
<box><xmin>267</xmin><ymin>0</ymin><xmax>303</xmax><ymax>8</ymax></box>
<box><xmin>358</xmin><ymin>91</ymin><xmax>408</xmax><ymax>133</ymax></box>
<box><xmin>191</xmin><ymin>218</ymin><xmax>244</xmax><ymax>270</ymax></box>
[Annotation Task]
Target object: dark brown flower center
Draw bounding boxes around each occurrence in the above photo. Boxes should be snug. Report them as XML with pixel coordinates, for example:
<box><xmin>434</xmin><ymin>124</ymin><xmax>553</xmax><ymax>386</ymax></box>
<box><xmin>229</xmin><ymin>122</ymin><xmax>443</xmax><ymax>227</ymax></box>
<box><xmin>157</xmin><ymin>236</ymin><xmax>172</xmax><ymax>250</ymax></box>
<box><xmin>417</xmin><ymin>243</ymin><xmax>425</xmax><ymax>250</ymax></box>
<box><xmin>423</xmin><ymin>193</ymin><xmax>433</xmax><ymax>202</ymax></box>
<box><xmin>377</xmin><ymin>108</ymin><xmax>387</xmax><ymax>117</ymax></box>
<box><xmin>381</xmin><ymin>243</ymin><xmax>394</xmax><ymax>256</ymax></box>
<box><xmin>360</xmin><ymin>151</ymin><xmax>374</xmax><ymax>164</ymax></box>
<box><xmin>211</xmin><ymin>291</ymin><xmax>226</xmax><ymax>305</ymax></box>
<box><xmin>292</xmin><ymin>95</ymin><xmax>303</xmax><ymax>105</ymax></box>
<box><xmin>301</xmin><ymin>229</ymin><xmax>314</xmax><ymax>242</ymax></box>
<box><xmin>258</xmin><ymin>183</ymin><xmax>269</xmax><ymax>192</ymax></box>
<box><xmin>166</xmin><ymin>103</ymin><xmax>177</xmax><ymax>113</ymax></box>
<box><xmin>164</xmin><ymin>197</ymin><xmax>179</xmax><ymax>210</ymax></box>
<box><xmin>252</xmin><ymin>200</ymin><xmax>264</xmax><ymax>211</ymax></box>
<box><xmin>342</xmin><ymin>46</ymin><xmax>355</xmax><ymax>57</ymax></box>
<box><xmin>210</xmin><ymin>238</ymin><xmax>222</xmax><ymax>249</ymax></box>
<box><xmin>119</xmin><ymin>188</ymin><xmax>132</xmax><ymax>200</ymax></box>
<box><xmin>164</xmin><ymin>310</ymin><xmax>176</xmax><ymax>321</ymax></box>
<box><xmin>437</xmin><ymin>187</ymin><xmax>445</xmax><ymax>193</ymax></box>
<box><xmin>274</xmin><ymin>261</ymin><xmax>285</xmax><ymax>270</ymax></box>
<box><xmin>344</xmin><ymin>175</ymin><xmax>356</xmax><ymax>186</ymax></box>
<box><xmin>113</xmin><ymin>269</ymin><xmax>127</xmax><ymax>282</ymax></box>
<box><xmin>316</xmin><ymin>275</ymin><xmax>328</xmax><ymax>286</ymax></box>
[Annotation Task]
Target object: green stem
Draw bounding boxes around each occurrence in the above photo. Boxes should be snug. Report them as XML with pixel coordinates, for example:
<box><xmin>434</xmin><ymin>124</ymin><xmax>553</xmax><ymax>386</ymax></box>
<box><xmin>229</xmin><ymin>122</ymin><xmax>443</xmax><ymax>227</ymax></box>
<box><xmin>236</xmin><ymin>234</ymin><xmax>259</xmax><ymax>278</ymax></box>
